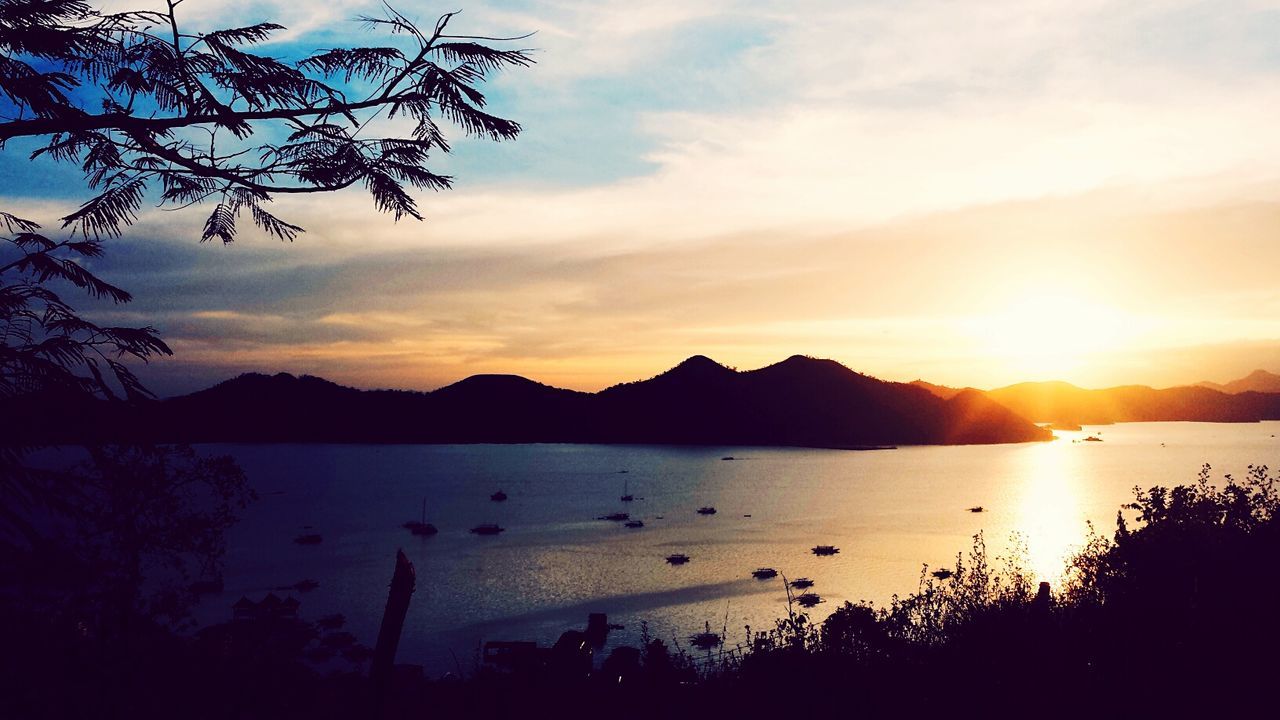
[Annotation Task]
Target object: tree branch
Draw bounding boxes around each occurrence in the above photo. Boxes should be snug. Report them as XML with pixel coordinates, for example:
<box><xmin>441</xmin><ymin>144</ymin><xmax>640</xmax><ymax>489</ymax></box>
<box><xmin>2</xmin><ymin>94</ymin><xmax>433</xmax><ymax>142</ymax></box>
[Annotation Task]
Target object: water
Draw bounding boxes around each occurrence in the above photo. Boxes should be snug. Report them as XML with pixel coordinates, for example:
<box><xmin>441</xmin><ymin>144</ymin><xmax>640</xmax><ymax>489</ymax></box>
<box><xmin>195</xmin><ymin>421</ymin><xmax>1280</xmax><ymax>674</ymax></box>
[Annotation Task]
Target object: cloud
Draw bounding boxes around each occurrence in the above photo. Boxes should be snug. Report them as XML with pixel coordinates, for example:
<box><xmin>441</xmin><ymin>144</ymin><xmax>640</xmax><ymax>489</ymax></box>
<box><xmin>8</xmin><ymin>2</ymin><xmax>1280</xmax><ymax>395</ymax></box>
<box><xmin>57</xmin><ymin>188</ymin><xmax>1280</xmax><ymax>396</ymax></box>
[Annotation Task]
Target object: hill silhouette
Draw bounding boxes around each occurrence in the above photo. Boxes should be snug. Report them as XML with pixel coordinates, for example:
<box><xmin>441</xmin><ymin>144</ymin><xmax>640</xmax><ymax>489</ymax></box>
<box><xmin>911</xmin><ymin>378</ymin><xmax>1280</xmax><ymax>425</ymax></box>
<box><xmin>1197</xmin><ymin>369</ymin><xmax>1280</xmax><ymax>395</ymax></box>
<box><xmin>10</xmin><ymin>355</ymin><xmax>1051</xmax><ymax>447</ymax></box>
<box><xmin>983</xmin><ymin>381</ymin><xmax>1280</xmax><ymax>425</ymax></box>
<box><xmin>908</xmin><ymin>379</ymin><xmax>966</xmax><ymax>400</ymax></box>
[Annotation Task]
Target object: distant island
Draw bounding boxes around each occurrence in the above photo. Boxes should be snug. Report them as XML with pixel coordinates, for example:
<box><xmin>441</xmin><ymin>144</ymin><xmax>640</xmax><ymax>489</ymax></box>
<box><xmin>13</xmin><ymin>355</ymin><xmax>1051</xmax><ymax>447</ymax></box>
<box><xmin>912</xmin><ymin>369</ymin><xmax>1280</xmax><ymax>426</ymax></box>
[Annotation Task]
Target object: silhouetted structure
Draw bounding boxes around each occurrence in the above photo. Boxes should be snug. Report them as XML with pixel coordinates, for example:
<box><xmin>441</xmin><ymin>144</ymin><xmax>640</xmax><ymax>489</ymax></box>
<box><xmin>371</xmin><ymin>550</ymin><xmax>416</xmax><ymax>718</ymax></box>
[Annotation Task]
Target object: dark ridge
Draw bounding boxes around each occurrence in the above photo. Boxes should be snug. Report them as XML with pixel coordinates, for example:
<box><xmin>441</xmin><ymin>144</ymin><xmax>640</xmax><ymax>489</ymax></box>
<box><xmin>909</xmin><ymin>379</ymin><xmax>966</xmax><ymax>400</ymax></box>
<box><xmin>7</xmin><ymin>355</ymin><xmax>1067</xmax><ymax>446</ymax></box>
<box><xmin>984</xmin><ymin>380</ymin><xmax>1280</xmax><ymax>425</ymax></box>
<box><xmin>1196</xmin><ymin>369</ymin><xmax>1280</xmax><ymax>395</ymax></box>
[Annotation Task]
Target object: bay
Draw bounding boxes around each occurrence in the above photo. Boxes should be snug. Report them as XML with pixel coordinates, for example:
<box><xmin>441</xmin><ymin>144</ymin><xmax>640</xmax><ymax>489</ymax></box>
<box><xmin>196</xmin><ymin>421</ymin><xmax>1280</xmax><ymax>674</ymax></box>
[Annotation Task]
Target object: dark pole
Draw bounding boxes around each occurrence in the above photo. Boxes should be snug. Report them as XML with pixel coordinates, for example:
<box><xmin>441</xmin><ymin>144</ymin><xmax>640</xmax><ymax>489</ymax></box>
<box><xmin>372</xmin><ymin>549</ymin><xmax>417</xmax><ymax>718</ymax></box>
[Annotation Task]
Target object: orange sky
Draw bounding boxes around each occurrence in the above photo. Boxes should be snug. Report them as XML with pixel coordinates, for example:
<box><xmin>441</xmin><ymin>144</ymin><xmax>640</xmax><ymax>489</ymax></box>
<box><xmin>6</xmin><ymin>0</ymin><xmax>1280</xmax><ymax>395</ymax></box>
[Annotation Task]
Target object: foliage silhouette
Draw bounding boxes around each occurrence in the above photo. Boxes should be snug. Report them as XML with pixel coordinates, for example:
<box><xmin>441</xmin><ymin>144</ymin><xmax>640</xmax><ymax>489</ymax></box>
<box><xmin>0</xmin><ymin>219</ymin><xmax>169</xmax><ymax>404</ymax></box>
<box><xmin>6</xmin><ymin>461</ymin><xmax>1278</xmax><ymax>718</ymax></box>
<box><xmin>0</xmin><ymin>4</ymin><xmax>534</xmax><ymax>718</ymax></box>
<box><xmin>0</xmin><ymin>0</ymin><xmax>532</xmax><ymax>241</ymax></box>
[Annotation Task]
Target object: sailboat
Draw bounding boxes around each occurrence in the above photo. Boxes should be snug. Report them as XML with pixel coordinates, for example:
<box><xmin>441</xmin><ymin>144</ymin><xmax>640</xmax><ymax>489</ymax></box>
<box><xmin>620</xmin><ymin>476</ymin><xmax>634</xmax><ymax>502</ymax></box>
<box><xmin>403</xmin><ymin>498</ymin><xmax>438</xmax><ymax>536</ymax></box>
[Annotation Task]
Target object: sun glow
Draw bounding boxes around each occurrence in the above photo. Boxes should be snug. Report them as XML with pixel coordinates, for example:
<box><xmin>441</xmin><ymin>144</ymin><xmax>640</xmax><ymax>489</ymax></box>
<box><xmin>965</xmin><ymin>287</ymin><xmax>1137</xmax><ymax>381</ymax></box>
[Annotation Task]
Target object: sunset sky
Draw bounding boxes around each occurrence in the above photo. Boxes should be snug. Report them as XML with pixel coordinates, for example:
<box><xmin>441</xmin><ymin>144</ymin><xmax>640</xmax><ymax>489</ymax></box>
<box><xmin>4</xmin><ymin>0</ymin><xmax>1280</xmax><ymax>395</ymax></box>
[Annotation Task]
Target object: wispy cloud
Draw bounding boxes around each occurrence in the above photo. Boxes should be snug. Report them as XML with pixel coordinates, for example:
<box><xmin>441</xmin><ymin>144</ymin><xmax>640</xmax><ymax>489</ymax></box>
<box><xmin>5</xmin><ymin>1</ymin><xmax>1280</xmax><ymax>394</ymax></box>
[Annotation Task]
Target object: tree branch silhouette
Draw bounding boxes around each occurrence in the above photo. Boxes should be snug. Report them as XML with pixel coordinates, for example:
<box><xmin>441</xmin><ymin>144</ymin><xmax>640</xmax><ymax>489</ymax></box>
<box><xmin>0</xmin><ymin>0</ymin><xmax>533</xmax><ymax>241</ymax></box>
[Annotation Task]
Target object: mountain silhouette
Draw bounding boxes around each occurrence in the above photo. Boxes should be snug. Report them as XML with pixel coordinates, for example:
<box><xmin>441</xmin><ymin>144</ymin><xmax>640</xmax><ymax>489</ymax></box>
<box><xmin>981</xmin><ymin>381</ymin><xmax>1280</xmax><ymax>425</ymax></box>
<box><xmin>589</xmin><ymin>355</ymin><xmax>1048</xmax><ymax>446</ymax></box>
<box><xmin>11</xmin><ymin>355</ymin><xmax>1052</xmax><ymax>447</ymax></box>
<box><xmin>909</xmin><ymin>379</ymin><xmax>966</xmax><ymax>400</ymax></box>
<box><xmin>1197</xmin><ymin>369</ymin><xmax>1280</xmax><ymax>395</ymax></box>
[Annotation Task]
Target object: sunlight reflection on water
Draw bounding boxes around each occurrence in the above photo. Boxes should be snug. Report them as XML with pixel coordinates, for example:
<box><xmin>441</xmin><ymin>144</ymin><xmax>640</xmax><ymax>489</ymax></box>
<box><xmin>1017</xmin><ymin>439</ymin><xmax>1088</xmax><ymax>584</ymax></box>
<box><xmin>193</xmin><ymin>421</ymin><xmax>1277</xmax><ymax>674</ymax></box>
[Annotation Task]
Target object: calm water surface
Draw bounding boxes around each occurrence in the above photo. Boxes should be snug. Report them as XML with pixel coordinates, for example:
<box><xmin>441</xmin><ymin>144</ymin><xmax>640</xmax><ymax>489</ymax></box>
<box><xmin>196</xmin><ymin>422</ymin><xmax>1280</xmax><ymax>674</ymax></box>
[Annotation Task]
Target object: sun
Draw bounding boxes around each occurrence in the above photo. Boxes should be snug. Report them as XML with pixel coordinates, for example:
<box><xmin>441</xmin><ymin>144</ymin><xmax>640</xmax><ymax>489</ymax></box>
<box><xmin>964</xmin><ymin>287</ymin><xmax>1133</xmax><ymax>381</ymax></box>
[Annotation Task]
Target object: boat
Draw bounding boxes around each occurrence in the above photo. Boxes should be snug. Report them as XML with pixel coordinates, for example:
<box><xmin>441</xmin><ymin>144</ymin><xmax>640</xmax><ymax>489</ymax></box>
<box><xmin>1083</xmin><ymin>436</ymin><xmax>1103</xmax><ymax>442</ymax></box>
<box><xmin>689</xmin><ymin>622</ymin><xmax>721</xmax><ymax>649</ymax></box>
<box><xmin>620</xmin><ymin>476</ymin><xmax>633</xmax><ymax>502</ymax></box>
<box><xmin>490</xmin><ymin>490</ymin><xmax>508</xmax><ymax>501</ymax></box>
<box><xmin>406</xmin><ymin>521</ymin><xmax>438</xmax><ymax>536</ymax></box>
<box><xmin>968</xmin><ymin>506</ymin><xmax>985</xmax><ymax>513</ymax></box>
<box><xmin>751</xmin><ymin>568</ymin><xmax>778</xmax><ymax>580</ymax></box>
<box><xmin>600</xmin><ymin>512</ymin><xmax>630</xmax><ymax>522</ymax></box>
<box><xmin>697</xmin><ymin>506</ymin><xmax>717</xmax><ymax>515</ymax></box>
<box><xmin>624</xmin><ymin>520</ymin><xmax>644</xmax><ymax>528</ymax></box>
<box><xmin>721</xmin><ymin>456</ymin><xmax>735</xmax><ymax>461</ymax></box>
<box><xmin>293</xmin><ymin>533</ymin><xmax>323</xmax><ymax>545</ymax></box>
<box><xmin>796</xmin><ymin>592</ymin><xmax>823</xmax><ymax>608</ymax></box>
<box><xmin>470</xmin><ymin>523</ymin><xmax>505</xmax><ymax>535</ymax></box>
<box><xmin>812</xmin><ymin>545</ymin><xmax>839</xmax><ymax>556</ymax></box>
<box><xmin>789</xmin><ymin>578</ymin><xmax>815</xmax><ymax>590</ymax></box>
<box><xmin>404</xmin><ymin>498</ymin><xmax>439</xmax><ymax>536</ymax></box>
<box><xmin>666</xmin><ymin>553</ymin><xmax>691</xmax><ymax>565</ymax></box>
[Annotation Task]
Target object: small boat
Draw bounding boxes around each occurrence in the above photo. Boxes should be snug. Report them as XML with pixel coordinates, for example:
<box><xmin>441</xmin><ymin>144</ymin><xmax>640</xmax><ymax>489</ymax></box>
<box><xmin>721</xmin><ymin>456</ymin><xmax>735</xmax><ymax>461</ymax></box>
<box><xmin>789</xmin><ymin>578</ymin><xmax>815</xmax><ymax>590</ymax></box>
<box><xmin>666</xmin><ymin>553</ymin><xmax>691</xmax><ymax>565</ymax></box>
<box><xmin>600</xmin><ymin>512</ymin><xmax>630</xmax><ymax>522</ymax></box>
<box><xmin>470</xmin><ymin>524</ymin><xmax>505</xmax><ymax>535</ymax></box>
<box><xmin>294</xmin><ymin>533</ymin><xmax>323</xmax><ymax>545</ymax></box>
<box><xmin>689</xmin><ymin>622</ymin><xmax>721</xmax><ymax>649</ymax></box>
<box><xmin>1083</xmin><ymin>436</ymin><xmax>1103</xmax><ymax>442</ymax></box>
<box><xmin>490</xmin><ymin>490</ymin><xmax>508</xmax><ymax>501</ymax></box>
<box><xmin>624</xmin><ymin>520</ymin><xmax>644</xmax><ymax>528</ymax></box>
<box><xmin>751</xmin><ymin>568</ymin><xmax>778</xmax><ymax>580</ymax></box>
<box><xmin>796</xmin><ymin>592</ymin><xmax>823</xmax><ymax>608</ymax></box>
<box><xmin>621</xmin><ymin>476</ymin><xmax>633</xmax><ymax>502</ymax></box>
<box><xmin>968</xmin><ymin>506</ymin><xmax>985</xmax><ymax>513</ymax></box>
<box><xmin>697</xmin><ymin>506</ymin><xmax>717</xmax><ymax>515</ymax></box>
<box><xmin>404</xmin><ymin>498</ymin><xmax>438</xmax><ymax>536</ymax></box>
<box><xmin>931</xmin><ymin>569</ymin><xmax>954</xmax><ymax>580</ymax></box>
<box><xmin>812</xmin><ymin>545</ymin><xmax>839</xmax><ymax>556</ymax></box>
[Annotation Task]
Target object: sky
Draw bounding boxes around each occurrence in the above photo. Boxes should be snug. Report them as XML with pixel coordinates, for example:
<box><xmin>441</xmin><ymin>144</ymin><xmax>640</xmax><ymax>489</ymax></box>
<box><xmin>4</xmin><ymin>0</ymin><xmax>1280</xmax><ymax>396</ymax></box>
